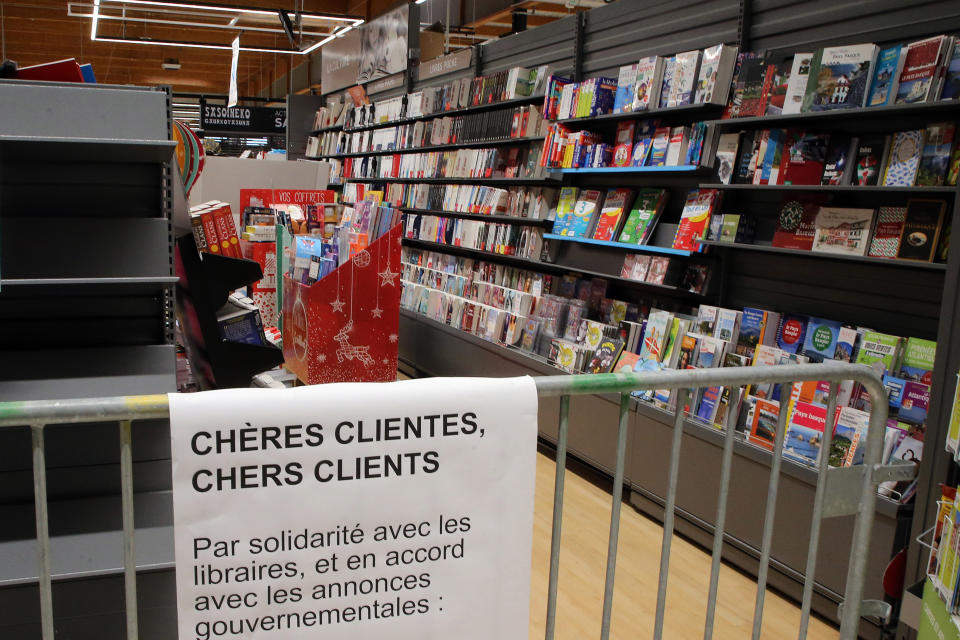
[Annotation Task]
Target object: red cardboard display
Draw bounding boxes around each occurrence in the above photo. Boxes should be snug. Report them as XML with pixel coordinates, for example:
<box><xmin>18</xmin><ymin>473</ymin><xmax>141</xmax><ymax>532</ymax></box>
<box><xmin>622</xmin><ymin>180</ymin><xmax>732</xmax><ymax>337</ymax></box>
<box><xmin>282</xmin><ymin>224</ymin><xmax>402</xmax><ymax>384</ymax></box>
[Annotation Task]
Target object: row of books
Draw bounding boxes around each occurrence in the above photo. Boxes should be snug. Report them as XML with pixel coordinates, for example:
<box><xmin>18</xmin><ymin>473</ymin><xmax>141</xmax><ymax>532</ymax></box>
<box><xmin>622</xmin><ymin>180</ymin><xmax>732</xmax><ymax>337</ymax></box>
<box><xmin>404</xmin><ymin>213</ymin><xmax>544</xmax><ymax>259</ymax></box>
<box><xmin>335</xmin><ymin>144</ymin><xmax>549</xmax><ymax>181</ymax></box>
<box><xmin>307</xmin><ymin>105</ymin><xmax>548</xmax><ymax>158</ymax></box>
<box><xmin>542</xmin><ymin>43</ymin><xmax>739</xmax><ymax>120</ymax></box>
<box><xmin>708</xmin><ymin>197</ymin><xmax>949</xmax><ymax>262</ymax></box>
<box><xmin>928</xmin><ymin>485</ymin><xmax>960</xmax><ymax>612</ymax></box>
<box><xmin>336</xmin><ymin>66</ymin><xmax>550</xmax><ymax>131</ymax></box>
<box><xmin>540</xmin><ymin>119</ymin><xmax>713</xmax><ymax>169</ymax></box>
<box><xmin>724</xmin><ymin>34</ymin><xmax>960</xmax><ymax>118</ymax></box>
<box><xmin>402</xmin><ymin>263</ymin><xmax>543</xmax><ymax>318</ymax></box>
<box><xmin>620</xmin><ymin>253</ymin><xmax>708</xmax><ymax>292</ymax></box>
<box><xmin>718</xmin><ymin>123</ymin><xmax>960</xmax><ymax>187</ymax></box>
<box><xmin>189</xmin><ymin>200</ymin><xmax>242</xmax><ymax>258</ymax></box>
<box><xmin>399</xmin><ymin>184</ymin><xmax>559</xmax><ymax>220</ymax></box>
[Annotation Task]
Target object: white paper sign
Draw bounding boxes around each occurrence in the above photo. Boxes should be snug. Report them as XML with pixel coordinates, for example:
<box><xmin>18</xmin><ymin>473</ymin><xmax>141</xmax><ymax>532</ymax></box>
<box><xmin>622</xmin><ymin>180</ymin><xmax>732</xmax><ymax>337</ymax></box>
<box><xmin>169</xmin><ymin>376</ymin><xmax>538</xmax><ymax>640</ymax></box>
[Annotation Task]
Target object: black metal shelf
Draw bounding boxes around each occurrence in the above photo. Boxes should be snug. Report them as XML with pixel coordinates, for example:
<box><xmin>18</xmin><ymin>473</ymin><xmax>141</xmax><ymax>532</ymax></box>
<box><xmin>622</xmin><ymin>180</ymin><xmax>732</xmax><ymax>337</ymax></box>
<box><xmin>310</xmin><ymin>123</ymin><xmax>344</xmax><ymax>135</ymax></box>
<box><xmin>307</xmin><ymin>136</ymin><xmax>545</xmax><ymax>160</ymax></box>
<box><xmin>400</xmin><ymin>207</ymin><xmax>555</xmax><ymax>225</ymax></box>
<box><xmin>702</xmin><ymin>183</ymin><xmax>960</xmax><ymax>194</ymax></box>
<box><xmin>345</xmin><ymin>175</ymin><xmax>559</xmax><ymax>185</ymax></box>
<box><xmin>707</xmin><ymin>99</ymin><xmax>960</xmax><ymax>129</ymax></box>
<box><xmin>339</xmin><ymin>94</ymin><xmax>545</xmax><ymax>134</ymax></box>
<box><xmin>555</xmin><ymin>102</ymin><xmax>723</xmax><ymax>127</ymax></box>
<box><xmin>699</xmin><ymin>239</ymin><xmax>948</xmax><ymax>270</ymax></box>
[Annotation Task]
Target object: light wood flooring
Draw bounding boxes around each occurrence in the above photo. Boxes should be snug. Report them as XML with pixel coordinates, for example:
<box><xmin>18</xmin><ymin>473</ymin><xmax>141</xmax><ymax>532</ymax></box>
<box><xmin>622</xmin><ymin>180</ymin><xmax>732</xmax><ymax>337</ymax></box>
<box><xmin>527</xmin><ymin>451</ymin><xmax>840</xmax><ymax>640</ymax></box>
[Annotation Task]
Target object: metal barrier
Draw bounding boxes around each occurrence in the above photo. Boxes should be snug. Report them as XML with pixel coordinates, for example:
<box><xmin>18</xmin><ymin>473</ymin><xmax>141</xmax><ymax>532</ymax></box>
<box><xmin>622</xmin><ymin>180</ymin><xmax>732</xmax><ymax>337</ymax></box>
<box><xmin>0</xmin><ymin>362</ymin><xmax>915</xmax><ymax>639</ymax></box>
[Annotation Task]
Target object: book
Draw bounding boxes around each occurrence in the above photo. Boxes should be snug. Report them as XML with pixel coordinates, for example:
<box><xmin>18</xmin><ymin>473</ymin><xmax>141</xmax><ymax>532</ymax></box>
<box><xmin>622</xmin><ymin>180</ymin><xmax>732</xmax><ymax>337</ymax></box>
<box><xmin>821</xmin><ymin>135</ymin><xmax>857</xmax><ymax>185</ymax></box>
<box><xmin>695</xmin><ymin>44</ymin><xmax>738</xmax><ymax>105</ymax></box>
<box><xmin>784</xmin><ymin>401</ymin><xmax>827</xmax><ymax>464</ymax></box>
<box><xmin>613</xmin><ymin>64</ymin><xmax>639</xmax><ymax>113</ymax></box>
<box><xmin>804</xmin><ymin>44</ymin><xmax>878</xmax><ymax>111</ymax></box>
<box><xmin>867</xmin><ymin>45</ymin><xmax>903</xmax><ymax>107</ymax></box>
<box><xmin>633</xmin><ymin>56</ymin><xmax>666</xmax><ymax>111</ymax></box>
<box><xmin>764</xmin><ymin>59</ymin><xmax>792</xmax><ymax>115</ymax></box>
<box><xmin>801</xmin><ymin>317</ymin><xmax>843</xmax><ymax>362</ymax></box>
<box><xmin>897</xmin><ymin>198</ymin><xmax>946</xmax><ymax>261</ymax></box>
<box><xmin>551</xmin><ymin>186</ymin><xmax>580</xmax><ymax>235</ymax></box>
<box><xmin>882</xmin><ymin>129</ymin><xmax>924</xmax><ymax>186</ymax></box>
<box><xmin>618</xmin><ymin>188</ymin><xmax>667</xmax><ymax>245</ymax></box>
<box><xmin>856</xmin><ymin>331</ymin><xmax>903</xmax><ymax>375</ymax></box>
<box><xmin>714</xmin><ymin>308</ymin><xmax>743</xmax><ymax>343</ymax></box>
<box><xmin>776</xmin><ymin>314</ymin><xmax>808</xmax><ymax>355</ymax></box>
<box><xmin>696</xmin><ymin>386</ymin><xmax>723</xmax><ymax>425</ymax></box>
<box><xmin>739</xmin><ymin>57</ymin><xmax>775</xmax><ymax>117</ymax></box>
<box><xmin>771</xmin><ymin>196</ymin><xmax>824</xmax><ymax>250</ymax></box>
<box><xmin>852</xmin><ymin>135</ymin><xmax>889</xmax><ymax>186</ymax></box>
<box><xmin>917</xmin><ymin>123</ymin><xmax>955</xmax><ymax>186</ymax></box>
<box><xmin>695</xmin><ymin>335</ymin><xmax>727</xmax><ymax>368</ymax></box>
<box><xmin>737</xmin><ymin>307</ymin><xmax>780</xmax><ymax>357</ymax></box>
<box><xmin>593</xmin><ymin>188</ymin><xmax>631</xmax><ymax>241</ymax></box>
<box><xmin>715</xmin><ymin>132</ymin><xmax>741</xmax><ymax>184</ymax></box>
<box><xmin>673</xmin><ymin>189</ymin><xmax>720</xmax><ymax>252</ymax></box>
<box><xmin>780</xmin><ymin>131</ymin><xmax>829</xmax><ymax>185</ymax></box>
<box><xmin>782</xmin><ymin>53</ymin><xmax>814</xmax><ymax>115</ymax></box>
<box><xmin>665</xmin><ymin>126</ymin><xmax>689</xmax><ymax>166</ymax></box>
<box><xmin>612</xmin><ymin>121</ymin><xmax>636</xmax><ymax>167</ymax></box>
<box><xmin>830</xmin><ymin>407</ymin><xmax>869</xmax><ymax>467</ymax></box>
<box><xmin>587</xmin><ymin>337</ymin><xmax>626</xmax><ymax>374</ymax></box>
<box><xmin>648</xmin><ymin>127</ymin><xmax>671</xmax><ymax>166</ymax></box>
<box><xmin>750</xmin><ymin>399</ymin><xmax>781</xmax><ymax>450</ymax></box>
<box><xmin>639</xmin><ymin>310</ymin><xmax>673</xmax><ymax>363</ymax></box>
<box><xmin>896</xmin><ymin>35</ymin><xmax>950</xmax><ymax>104</ymax></box>
<box><xmin>658</xmin><ymin>57</ymin><xmax>677</xmax><ymax>109</ymax></box>
<box><xmin>811</xmin><ymin>206</ymin><xmax>875</xmax><ymax>256</ymax></box>
<box><xmin>942</xmin><ymin>39</ymin><xmax>960</xmax><ymax>101</ymax></box>
<box><xmin>613</xmin><ymin>350</ymin><xmax>642</xmax><ymax>373</ymax></box>
<box><xmin>900</xmin><ymin>337</ymin><xmax>937</xmax><ymax>385</ymax></box>
<box><xmin>646</xmin><ymin>257</ymin><xmax>671</xmax><ymax>284</ymax></box>
<box><xmin>867</xmin><ymin>206</ymin><xmax>907</xmax><ymax>258</ymax></box>
<box><xmin>898</xmin><ymin>381</ymin><xmax>930</xmax><ymax>426</ymax></box>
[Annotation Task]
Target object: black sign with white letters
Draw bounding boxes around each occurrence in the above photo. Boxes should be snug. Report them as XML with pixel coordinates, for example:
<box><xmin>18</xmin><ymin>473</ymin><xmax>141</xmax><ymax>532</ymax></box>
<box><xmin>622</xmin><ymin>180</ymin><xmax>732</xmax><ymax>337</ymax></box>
<box><xmin>200</xmin><ymin>105</ymin><xmax>286</xmax><ymax>134</ymax></box>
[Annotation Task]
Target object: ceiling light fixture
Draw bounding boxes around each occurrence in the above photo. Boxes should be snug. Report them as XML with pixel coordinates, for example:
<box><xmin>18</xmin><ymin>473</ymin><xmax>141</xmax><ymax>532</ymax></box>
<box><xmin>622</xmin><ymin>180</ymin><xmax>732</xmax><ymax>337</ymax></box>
<box><xmin>95</xmin><ymin>35</ymin><xmax>301</xmax><ymax>54</ymax></box>
<box><xmin>90</xmin><ymin>0</ymin><xmax>100</xmax><ymax>38</ymax></box>
<box><xmin>97</xmin><ymin>0</ymin><xmax>360</xmax><ymax>21</ymax></box>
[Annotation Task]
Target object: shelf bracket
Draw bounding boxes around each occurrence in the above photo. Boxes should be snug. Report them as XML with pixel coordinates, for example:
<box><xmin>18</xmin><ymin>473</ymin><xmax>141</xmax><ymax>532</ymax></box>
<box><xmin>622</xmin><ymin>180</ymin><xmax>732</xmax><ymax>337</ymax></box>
<box><xmin>836</xmin><ymin>599</ymin><xmax>892</xmax><ymax>625</ymax></box>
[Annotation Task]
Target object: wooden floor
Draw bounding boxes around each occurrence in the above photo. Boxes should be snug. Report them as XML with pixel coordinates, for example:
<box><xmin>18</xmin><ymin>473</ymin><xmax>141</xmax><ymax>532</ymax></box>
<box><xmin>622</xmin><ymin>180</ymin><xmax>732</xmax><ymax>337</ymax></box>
<box><xmin>527</xmin><ymin>451</ymin><xmax>840</xmax><ymax>640</ymax></box>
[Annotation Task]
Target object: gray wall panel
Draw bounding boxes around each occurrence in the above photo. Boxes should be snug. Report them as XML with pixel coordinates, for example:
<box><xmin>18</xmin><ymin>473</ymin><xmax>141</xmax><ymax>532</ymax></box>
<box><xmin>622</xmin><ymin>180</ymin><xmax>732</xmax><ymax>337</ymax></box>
<box><xmin>481</xmin><ymin>16</ymin><xmax>578</xmax><ymax>75</ymax></box>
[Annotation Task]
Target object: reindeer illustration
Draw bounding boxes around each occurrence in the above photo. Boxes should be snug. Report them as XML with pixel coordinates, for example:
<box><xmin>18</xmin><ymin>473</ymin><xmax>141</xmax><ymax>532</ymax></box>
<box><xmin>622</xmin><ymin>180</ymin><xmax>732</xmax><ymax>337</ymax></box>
<box><xmin>333</xmin><ymin>320</ymin><xmax>374</xmax><ymax>366</ymax></box>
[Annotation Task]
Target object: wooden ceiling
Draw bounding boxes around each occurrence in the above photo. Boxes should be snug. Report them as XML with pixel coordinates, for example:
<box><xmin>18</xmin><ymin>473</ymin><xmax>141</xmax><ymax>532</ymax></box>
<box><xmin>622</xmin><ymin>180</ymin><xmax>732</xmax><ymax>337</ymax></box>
<box><xmin>0</xmin><ymin>0</ymin><xmax>354</xmax><ymax>95</ymax></box>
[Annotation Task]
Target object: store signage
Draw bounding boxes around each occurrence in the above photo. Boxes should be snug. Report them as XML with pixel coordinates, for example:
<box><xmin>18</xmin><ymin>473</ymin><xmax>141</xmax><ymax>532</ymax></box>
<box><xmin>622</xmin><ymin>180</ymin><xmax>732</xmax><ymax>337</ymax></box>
<box><xmin>321</xmin><ymin>29</ymin><xmax>362</xmax><ymax>94</ymax></box>
<box><xmin>366</xmin><ymin>72</ymin><xmax>405</xmax><ymax>96</ymax></box>
<box><xmin>200</xmin><ymin>105</ymin><xmax>286</xmax><ymax>135</ymax></box>
<box><xmin>168</xmin><ymin>376</ymin><xmax>538</xmax><ymax>640</ymax></box>
<box><xmin>418</xmin><ymin>48</ymin><xmax>473</xmax><ymax>81</ymax></box>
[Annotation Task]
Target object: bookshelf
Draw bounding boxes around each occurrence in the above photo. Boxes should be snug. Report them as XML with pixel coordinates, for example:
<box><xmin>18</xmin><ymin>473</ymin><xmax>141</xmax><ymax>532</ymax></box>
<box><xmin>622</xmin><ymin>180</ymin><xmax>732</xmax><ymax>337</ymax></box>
<box><xmin>699</xmin><ymin>239</ymin><xmax>949</xmax><ymax>270</ymax></box>
<box><xmin>543</xmin><ymin>233</ymin><xmax>694</xmax><ymax>256</ymax></box>
<box><xmin>400</xmin><ymin>207</ymin><xmax>555</xmax><ymax>225</ymax></box>
<box><xmin>707</xmin><ymin>99</ymin><xmax>960</xmax><ymax>130</ymax></box>
<box><xmin>700</xmin><ymin>183</ymin><xmax>959</xmax><ymax>194</ymax></box>
<box><xmin>346</xmin><ymin>176</ymin><xmax>560</xmax><ymax>185</ymax></box>
<box><xmin>339</xmin><ymin>94</ymin><xmax>544</xmax><ymax>134</ymax></box>
<box><xmin>556</xmin><ymin>165</ymin><xmax>708</xmax><ymax>175</ymax></box>
<box><xmin>307</xmin><ymin>136</ymin><xmax>547</xmax><ymax>160</ymax></box>
<box><xmin>555</xmin><ymin>102</ymin><xmax>724</xmax><ymax>127</ymax></box>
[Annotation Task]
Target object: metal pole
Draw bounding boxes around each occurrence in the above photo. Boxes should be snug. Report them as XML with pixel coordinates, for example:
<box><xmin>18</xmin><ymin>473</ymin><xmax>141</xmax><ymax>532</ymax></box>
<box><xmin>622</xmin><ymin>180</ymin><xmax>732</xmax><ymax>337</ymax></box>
<box><xmin>32</xmin><ymin>424</ymin><xmax>54</xmax><ymax>640</ymax></box>
<box><xmin>599</xmin><ymin>393</ymin><xmax>630</xmax><ymax>640</ymax></box>
<box><xmin>654</xmin><ymin>387</ymin><xmax>691</xmax><ymax>639</ymax></box>
<box><xmin>119</xmin><ymin>420</ymin><xmax>139</xmax><ymax>640</ymax></box>
<box><xmin>544</xmin><ymin>395</ymin><xmax>570</xmax><ymax>640</ymax></box>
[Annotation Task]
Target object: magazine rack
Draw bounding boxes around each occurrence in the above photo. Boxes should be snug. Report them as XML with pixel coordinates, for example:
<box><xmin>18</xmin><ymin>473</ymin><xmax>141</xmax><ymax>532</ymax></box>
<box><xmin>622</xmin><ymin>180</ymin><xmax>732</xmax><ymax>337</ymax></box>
<box><xmin>175</xmin><ymin>233</ymin><xmax>284</xmax><ymax>388</ymax></box>
<box><xmin>282</xmin><ymin>224</ymin><xmax>402</xmax><ymax>384</ymax></box>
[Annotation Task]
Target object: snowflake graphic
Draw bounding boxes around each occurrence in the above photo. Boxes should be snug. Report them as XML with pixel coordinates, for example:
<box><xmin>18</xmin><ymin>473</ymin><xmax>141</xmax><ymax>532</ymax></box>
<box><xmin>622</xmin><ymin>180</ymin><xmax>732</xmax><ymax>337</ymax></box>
<box><xmin>388</xmin><ymin>333</ymin><xmax>398</xmax><ymax>343</ymax></box>
<box><xmin>371</xmin><ymin>307</ymin><xmax>383</xmax><ymax>318</ymax></box>
<box><xmin>382</xmin><ymin>357</ymin><xmax>390</xmax><ymax>365</ymax></box>
<box><xmin>316</xmin><ymin>353</ymin><xmax>327</xmax><ymax>363</ymax></box>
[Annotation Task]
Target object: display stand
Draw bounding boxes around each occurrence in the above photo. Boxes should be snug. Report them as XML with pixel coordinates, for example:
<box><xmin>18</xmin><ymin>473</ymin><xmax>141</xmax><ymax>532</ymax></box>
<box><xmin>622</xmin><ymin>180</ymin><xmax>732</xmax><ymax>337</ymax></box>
<box><xmin>175</xmin><ymin>233</ymin><xmax>284</xmax><ymax>388</ymax></box>
<box><xmin>283</xmin><ymin>224</ymin><xmax>402</xmax><ymax>384</ymax></box>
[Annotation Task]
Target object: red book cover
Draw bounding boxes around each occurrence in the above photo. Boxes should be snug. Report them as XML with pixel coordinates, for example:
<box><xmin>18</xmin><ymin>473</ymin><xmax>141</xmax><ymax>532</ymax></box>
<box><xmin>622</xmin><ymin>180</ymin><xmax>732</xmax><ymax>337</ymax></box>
<box><xmin>780</xmin><ymin>131</ymin><xmax>830</xmax><ymax>185</ymax></box>
<box><xmin>771</xmin><ymin>195</ymin><xmax>827</xmax><ymax>250</ymax></box>
<box><xmin>17</xmin><ymin>58</ymin><xmax>84</xmax><ymax>82</ymax></box>
<box><xmin>612</xmin><ymin>121</ymin><xmax>636</xmax><ymax>168</ymax></box>
<box><xmin>213</xmin><ymin>206</ymin><xmax>241</xmax><ymax>258</ymax></box>
<box><xmin>673</xmin><ymin>189</ymin><xmax>719</xmax><ymax>252</ymax></box>
<box><xmin>200</xmin><ymin>212</ymin><xmax>220</xmax><ymax>254</ymax></box>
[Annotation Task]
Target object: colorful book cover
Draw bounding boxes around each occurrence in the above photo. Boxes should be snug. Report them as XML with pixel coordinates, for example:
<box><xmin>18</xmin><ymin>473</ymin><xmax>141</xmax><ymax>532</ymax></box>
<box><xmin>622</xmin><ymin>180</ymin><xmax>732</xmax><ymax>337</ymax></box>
<box><xmin>695</xmin><ymin>336</ymin><xmax>725</xmax><ymax>368</ymax></box>
<box><xmin>670</xmin><ymin>50</ymin><xmax>701</xmax><ymax>106</ymax></box>
<box><xmin>917</xmin><ymin>123</ymin><xmax>955</xmax><ymax>186</ymax></box>
<box><xmin>676</xmin><ymin>334</ymin><xmax>699</xmax><ymax>371</ymax></box>
<box><xmin>714</xmin><ymin>308</ymin><xmax>742</xmax><ymax>343</ymax></box>
<box><xmin>613</xmin><ymin>64</ymin><xmax>639</xmax><ymax>113</ymax></box>
<box><xmin>715</xmin><ymin>132</ymin><xmax>741</xmax><ymax>184</ymax></box>
<box><xmin>633</xmin><ymin>56</ymin><xmax>663</xmax><ymax>111</ymax></box>
<box><xmin>771</xmin><ymin>196</ymin><xmax>824</xmax><ymax>250</ymax></box>
<box><xmin>630</xmin><ymin>120</ymin><xmax>659</xmax><ymax>167</ymax></box>
<box><xmin>613</xmin><ymin>350</ymin><xmax>641</xmax><ymax>373</ymax></box>
<box><xmin>898</xmin><ymin>198</ymin><xmax>946</xmax><ymax>261</ymax></box>
<box><xmin>867</xmin><ymin>45</ymin><xmax>902</xmax><ymax>107</ymax></box>
<box><xmin>551</xmin><ymin>186</ymin><xmax>579</xmax><ymax>235</ymax></box>
<box><xmin>777</xmin><ymin>314</ymin><xmax>808</xmax><ymax>354</ymax></box>
<box><xmin>899</xmin><ymin>337</ymin><xmax>936</xmax><ymax>385</ymax></box>
<box><xmin>593</xmin><ymin>188</ymin><xmax>631</xmax><ymax>241</ymax></box>
<box><xmin>696</xmin><ymin>305</ymin><xmax>719</xmax><ymax>335</ymax></box>
<box><xmin>648</xmin><ymin>127</ymin><xmax>672</xmax><ymax>166</ymax></box>
<box><xmin>612</xmin><ymin>121</ymin><xmax>636</xmax><ymax>167</ymax></box>
<box><xmin>942</xmin><ymin>40</ymin><xmax>960</xmax><ymax>101</ymax></box>
<box><xmin>831</xmin><ymin>407</ymin><xmax>869</xmax><ymax>467</ymax></box>
<box><xmin>811</xmin><ymin>206</ymin><xmax>875</xmax><ymax>256</ymax></box>
<box><xmin>737</xmin><ymin>307</ymin><xmax>770</xmax><ymax>357</ymax></box>
<box><xmin>781</xmin><ymin>52</ymin><xmax>813</xmax><ymax>114</ymax></box>
<box><xmin>587</xmin><ymin>337</ymin><xmax>626</xmax><ymax>374</ymax></box>
<box><xmin>853</xmin><ymin>135</ymin><xmax>887</xmax><ymax>186</ymax></box>
<box><xmin>867</xmin><ymin>206</ymin><xmax>907</xmax><ymax>258</ymax></box>
<box><xmin>639</xmin><ymin>310</ymin><xmax>673</xmax><ymax>363</ymax></box>
<box><xmin>697</xmin><ymin>386</ymin><xmax>722</xmax><ymax>424</ymax></box>
<box><xmin>898</xmin><ymin>381</ymin><xmax>930</xmax><ymax>426</ymax></box>
<box><xmin>882</xmin><ymin>129</ymin><xmax>924</xmax><ymax>186</ymax></box>
<box><xmin>780</xmin><ymin>131</ymin><xmax>829</xmax><ymax>185</ymax></box>
<box><xmin>834</xmin><ymin>326</ymin><xmax>858</xmax><ymax>362</ymax></box>
<box><xmin>646</xmin><ymin>257</ymin><xmax>670</xmax><ymax>284</ymax></box>
<box><xmin>618</xmin><ymin>188</ymin><xmax>666</xmax><ymax>244</ymax></box>
<box><xmin>764</xmin><ymin>59</ymin><xmax>792</xmax><ymax>115</ymax></box>
<box><xmin>805</xmin><ymin>44</ymin><xmax>877</xmax><ymax>111</ymax></box>
<box><xmin>855</xmin><ymin>331</ymin><xmax>902</xmax><ymax>375</ymax></box>
<box><xmin>821</xmin><ymin>135</ymin><xmax>854</xmax><ymax>185</ymax></box>
<box><xmin>750</xmin><ymin>399</ymin><xmax>781</xmax><ymax>450</ymax></box>
<box><xmin>563</xmin><ymin>189</ymin><xmax>603</xmax><ymax>238</ymax></box>
<box><xmin>658</xmin><ymin>56</ymin><xmax>676</xmax><ymax>109</ymax></box>
<box><xmin>672</xmin><ymin>189</ymin><xmax>719</xmax><ymax>252</ymax></box>
<box><xmin>695</xmin><ymin>44</ymin><xmax>736</xmax><ymax>105</ymax></box>
<box><xmin>738</xmin><ymin>57</ymin><xmax>774</xmax><ymax>117</ymax></box>
<box><xmin>784</xmin><ymin>401</ymin><xmax>827</xmax><ymax>464</ymax></box>
<box><xmin>896</xmin><ymin>35</ymin><xmax>948</xmax><ymax>104</ymax></box>
<box><xmin>801</xmin><ymin>317</ymin><xmax>843</xmax><ymax>362</ymax></box>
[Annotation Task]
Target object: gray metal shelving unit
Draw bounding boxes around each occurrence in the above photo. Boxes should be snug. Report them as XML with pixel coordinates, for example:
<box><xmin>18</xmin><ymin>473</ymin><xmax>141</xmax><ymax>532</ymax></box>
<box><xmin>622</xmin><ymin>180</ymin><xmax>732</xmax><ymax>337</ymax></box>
<box><xmin>0</xmin><ymin>80</ymin><xmax>177</xmax><ymax>638</ymax></box>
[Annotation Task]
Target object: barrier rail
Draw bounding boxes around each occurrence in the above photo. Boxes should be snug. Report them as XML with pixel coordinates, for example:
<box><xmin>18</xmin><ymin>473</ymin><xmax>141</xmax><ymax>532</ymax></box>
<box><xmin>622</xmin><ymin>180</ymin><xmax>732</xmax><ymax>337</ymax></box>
<box><xmin>0</xmin><ymin>362</ymin><xmax>915</xmax><ymax>639</ymax></box>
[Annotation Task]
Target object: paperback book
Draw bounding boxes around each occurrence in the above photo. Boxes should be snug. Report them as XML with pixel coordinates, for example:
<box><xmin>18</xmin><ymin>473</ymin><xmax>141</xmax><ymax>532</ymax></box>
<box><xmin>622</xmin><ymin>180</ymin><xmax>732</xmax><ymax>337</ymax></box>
<box><xmin>811</xmin><ymin>206</ymin><xmax>875</xmax><ymax>256</ymax></box>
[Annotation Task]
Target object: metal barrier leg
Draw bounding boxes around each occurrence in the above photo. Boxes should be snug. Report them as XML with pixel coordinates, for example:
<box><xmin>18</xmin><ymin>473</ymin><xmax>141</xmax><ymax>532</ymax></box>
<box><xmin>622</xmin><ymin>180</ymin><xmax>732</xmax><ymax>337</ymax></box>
<box><xmin>703</xmin><ymin>387</ymin><xmax>744</xmax><ymax>640</ymax></box>
<box><xmin>797</xmin><ymin>383</ymin><xmax>839</xmax><ymax>639</ymax></box>
<box><xmin>751</xmin><ymin>395</ymin><xmax>791</xmax><ymax>640</ymax></box>
<box><xmin>544</xmin><ymin>395</ymin><xmax>570</xmax><ymax>640</ymax></box>
<box><xmin>119</xmin><ymin>420</ymin><xmax>139</xmax><ymax>640</ymax></box>
<box><xmin>599</xmin><ymin>393</ymin><xmax>631</xmax><ymax>640</ymax></box>
<box><xmin>654</xmin><ymin>388</ymin><xmax>691</xmax><ymax>640</ymax></box>
<box><xmin>31</xmin><ymin>424</ymin><xmax>54</xmax><ymax>640</ymax></box>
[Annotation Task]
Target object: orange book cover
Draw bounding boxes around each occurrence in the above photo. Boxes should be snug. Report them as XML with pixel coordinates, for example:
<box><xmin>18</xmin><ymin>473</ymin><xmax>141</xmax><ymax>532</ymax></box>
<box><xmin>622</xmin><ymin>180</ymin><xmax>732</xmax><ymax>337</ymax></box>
<box><xmin>200</xmin><ymin>212</ymin><xmax>220</xmax><ymax>254</ymax></box>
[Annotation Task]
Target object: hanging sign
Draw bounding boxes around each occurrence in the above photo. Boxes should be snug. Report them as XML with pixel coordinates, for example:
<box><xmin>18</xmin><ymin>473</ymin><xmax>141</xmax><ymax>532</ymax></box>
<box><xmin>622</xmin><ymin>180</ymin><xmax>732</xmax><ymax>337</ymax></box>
<box><xmin>168</xmin><ymin>375</ymin><xmax>538</xmax><ymax>639</ymax></box>
<box><xmin>200</xmin><ymin>105</ymin><xmax>286</xmax><ymax>135</ymax></box>
<box><xmin>417</xmin><ymin>48</ymin><xmax>473</xmax><ymax>81</ymax></box>
<box><xmin>366</xmin><ymin>72</ymin><xmax>405</xmax><ymax>96</ymax></box>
